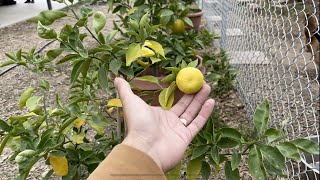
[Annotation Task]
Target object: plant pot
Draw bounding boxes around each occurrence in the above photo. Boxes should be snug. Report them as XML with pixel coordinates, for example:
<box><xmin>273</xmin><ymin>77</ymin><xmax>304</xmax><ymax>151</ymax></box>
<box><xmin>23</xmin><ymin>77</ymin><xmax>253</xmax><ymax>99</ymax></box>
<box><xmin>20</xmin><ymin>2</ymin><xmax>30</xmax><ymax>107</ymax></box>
<box><xmin>131</xmin><ymin>56</ymin><xmax>205</xmax><ymax>106</ymax></box>
<box><xmin>300</xmin><ymin>135</ymin><xmax>319</xmax><ymax>180</ymax></box>
<box><xmin>187</xmin><ymin>9</ymin><xmax>204</xmax><ymax>30</ymax></box>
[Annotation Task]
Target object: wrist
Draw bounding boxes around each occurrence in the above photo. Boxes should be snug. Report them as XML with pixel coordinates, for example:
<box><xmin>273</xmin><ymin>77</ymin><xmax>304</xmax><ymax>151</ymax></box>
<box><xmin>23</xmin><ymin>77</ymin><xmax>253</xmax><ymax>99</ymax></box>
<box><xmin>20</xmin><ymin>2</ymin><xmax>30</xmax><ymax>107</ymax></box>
<box><xmin>122</xmin><ymin>135</ymin><xmax>162</xmax><ymax>171</ymax></box>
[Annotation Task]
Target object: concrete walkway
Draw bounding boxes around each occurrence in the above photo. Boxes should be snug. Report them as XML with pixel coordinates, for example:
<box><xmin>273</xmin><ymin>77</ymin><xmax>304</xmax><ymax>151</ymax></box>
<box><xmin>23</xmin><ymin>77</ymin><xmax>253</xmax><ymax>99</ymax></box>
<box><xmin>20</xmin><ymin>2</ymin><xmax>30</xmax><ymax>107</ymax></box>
<box><xmin>0</xmin><ymin>0</ymin><xmax>68</xmax><ymax>28</ymax></box>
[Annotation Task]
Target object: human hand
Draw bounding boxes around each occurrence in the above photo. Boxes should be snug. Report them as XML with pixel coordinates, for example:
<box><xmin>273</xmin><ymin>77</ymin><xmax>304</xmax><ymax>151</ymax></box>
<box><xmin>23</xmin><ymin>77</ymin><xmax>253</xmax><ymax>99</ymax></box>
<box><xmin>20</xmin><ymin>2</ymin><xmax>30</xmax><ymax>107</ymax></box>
<box><xmin>114</xmin><ymin>77</ymin><xmax>215</xmax><ymax>173</ymax></box>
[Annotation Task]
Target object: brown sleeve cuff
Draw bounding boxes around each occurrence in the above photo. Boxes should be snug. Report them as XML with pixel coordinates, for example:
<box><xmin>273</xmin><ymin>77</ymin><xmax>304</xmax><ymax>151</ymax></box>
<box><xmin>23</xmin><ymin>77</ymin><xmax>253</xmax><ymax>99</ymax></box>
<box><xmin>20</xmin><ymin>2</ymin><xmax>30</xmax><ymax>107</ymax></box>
<box><xmin>88</xmin><ymin>144</ymin><xmax>166</xmax><ymax>180</ymax></box>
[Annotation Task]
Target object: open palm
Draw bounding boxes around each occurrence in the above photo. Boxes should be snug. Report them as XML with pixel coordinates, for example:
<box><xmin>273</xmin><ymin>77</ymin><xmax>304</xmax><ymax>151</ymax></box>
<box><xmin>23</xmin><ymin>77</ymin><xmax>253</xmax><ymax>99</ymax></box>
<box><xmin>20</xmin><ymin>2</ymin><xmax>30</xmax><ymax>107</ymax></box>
<box><xmin>115</xmin><ymin>78</ymin><xmax>215</xmax><ymax>172</ymax></box>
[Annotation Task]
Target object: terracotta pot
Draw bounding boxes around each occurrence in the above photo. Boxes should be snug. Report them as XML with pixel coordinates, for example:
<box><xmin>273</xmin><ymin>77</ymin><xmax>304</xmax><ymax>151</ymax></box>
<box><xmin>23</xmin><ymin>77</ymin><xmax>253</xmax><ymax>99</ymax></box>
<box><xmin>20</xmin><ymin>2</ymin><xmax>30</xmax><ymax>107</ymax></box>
<box><xmin>131</xmin><ymin>56</ymin><xmax>205</xmax><ymax>106</ymax></box>
<box><xmin>187</xmin><ymin>9</ymin><xmax>204</xmax><ymax>30</ymax></box>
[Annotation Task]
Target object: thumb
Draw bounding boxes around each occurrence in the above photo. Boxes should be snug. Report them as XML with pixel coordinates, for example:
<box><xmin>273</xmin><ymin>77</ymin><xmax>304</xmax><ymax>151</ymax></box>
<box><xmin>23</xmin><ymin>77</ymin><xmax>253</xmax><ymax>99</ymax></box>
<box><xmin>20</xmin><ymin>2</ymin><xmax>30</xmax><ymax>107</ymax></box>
<box><xmin>114</xmin><ymin>77</ymin><xmax>136</xmax><ymax>105</ymax></box>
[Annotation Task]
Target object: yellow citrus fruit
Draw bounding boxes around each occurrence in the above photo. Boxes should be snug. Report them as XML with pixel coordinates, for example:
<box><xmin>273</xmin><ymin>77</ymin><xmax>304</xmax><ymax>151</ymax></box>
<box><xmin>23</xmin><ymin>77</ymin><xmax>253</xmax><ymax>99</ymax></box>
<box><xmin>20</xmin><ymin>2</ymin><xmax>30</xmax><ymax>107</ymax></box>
<box><xmin>176</xmin><ymin>67</ymin><xmax>204</xmax><ymax>94</ymax></box>
<box><xmin>172</xmin><ymin>19</ymin><xmax>185</xmax><ymax>33</ymax></box>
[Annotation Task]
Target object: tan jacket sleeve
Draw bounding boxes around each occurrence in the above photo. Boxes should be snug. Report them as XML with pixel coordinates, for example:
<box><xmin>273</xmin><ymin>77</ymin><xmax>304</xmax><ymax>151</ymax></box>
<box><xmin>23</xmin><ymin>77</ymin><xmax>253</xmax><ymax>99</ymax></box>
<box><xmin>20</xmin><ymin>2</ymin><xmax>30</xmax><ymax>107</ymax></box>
<box><xmin>88</xmin><ymin>144</ymin><xmax>166</xmax><ymax>180</ymax></box>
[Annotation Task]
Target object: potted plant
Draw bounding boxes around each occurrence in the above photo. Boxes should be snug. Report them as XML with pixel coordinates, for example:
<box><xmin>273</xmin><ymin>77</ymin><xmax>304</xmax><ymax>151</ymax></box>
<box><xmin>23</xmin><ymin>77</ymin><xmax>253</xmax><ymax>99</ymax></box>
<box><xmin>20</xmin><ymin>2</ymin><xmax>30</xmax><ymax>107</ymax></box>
<box><xmin>185</xmin><ymin>0</ymin><xmax>204</xmax><ymax>30</ymax></box>
<box><xmin>106</xmin><ymin>1</ymin><xmax>210</xmax><ymax>107</ymax></box>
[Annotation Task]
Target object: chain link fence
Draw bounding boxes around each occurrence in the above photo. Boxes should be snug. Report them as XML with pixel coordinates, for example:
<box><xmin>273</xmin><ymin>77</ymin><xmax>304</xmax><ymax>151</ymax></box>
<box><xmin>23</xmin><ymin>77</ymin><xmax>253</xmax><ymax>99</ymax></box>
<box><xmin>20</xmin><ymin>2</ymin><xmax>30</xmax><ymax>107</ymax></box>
<box><xmin>200</xmin><ymin>0</ymin><xmax>319</xmax><ymax>179</ymax></box>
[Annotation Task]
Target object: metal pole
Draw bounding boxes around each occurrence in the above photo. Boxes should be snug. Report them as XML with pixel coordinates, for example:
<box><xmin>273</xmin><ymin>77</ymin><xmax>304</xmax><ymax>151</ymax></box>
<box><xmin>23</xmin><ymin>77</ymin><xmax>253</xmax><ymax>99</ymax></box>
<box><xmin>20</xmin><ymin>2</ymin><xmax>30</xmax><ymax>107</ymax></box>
<box><xmin>47</xmin><ymin>0</ymin><xmax>52</xmax><ymax>10</ymax></box>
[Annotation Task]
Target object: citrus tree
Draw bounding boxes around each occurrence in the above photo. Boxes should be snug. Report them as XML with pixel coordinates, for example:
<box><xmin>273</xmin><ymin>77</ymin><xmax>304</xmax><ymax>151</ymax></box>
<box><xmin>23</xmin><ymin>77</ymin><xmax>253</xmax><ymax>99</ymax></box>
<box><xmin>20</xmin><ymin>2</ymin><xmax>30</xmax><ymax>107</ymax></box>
<box><xmin>0</xmin><ymin>0</ymin><xmax>319</xmax><ymax>179</ymax></box>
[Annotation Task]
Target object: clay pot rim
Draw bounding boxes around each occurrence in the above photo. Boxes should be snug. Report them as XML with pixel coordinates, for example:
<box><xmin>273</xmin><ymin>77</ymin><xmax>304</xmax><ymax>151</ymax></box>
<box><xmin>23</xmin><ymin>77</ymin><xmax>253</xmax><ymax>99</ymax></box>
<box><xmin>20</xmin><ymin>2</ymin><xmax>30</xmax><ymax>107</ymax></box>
<box><xmin>187</xmin><ymin>9</ymin><xmax>204</xmax><ymax>18</ymax></box>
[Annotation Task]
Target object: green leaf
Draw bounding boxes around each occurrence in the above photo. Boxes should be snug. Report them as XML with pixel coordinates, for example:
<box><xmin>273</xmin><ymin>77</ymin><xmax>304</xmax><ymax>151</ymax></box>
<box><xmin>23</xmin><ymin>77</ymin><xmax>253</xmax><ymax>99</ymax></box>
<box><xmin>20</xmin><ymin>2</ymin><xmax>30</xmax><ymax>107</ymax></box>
<box><xmin>59</xmin><ymin>24</ymin><xmax>72</xmax><ymax>41</ymax></box>
<box><xmin>126</xmin><ymin>43</ymin><xmax>141</xmax><ymax>66</ymax></box>
<box><xmin>159</xmin><ymin>88</ymin><xmax>174</xmax><ymax>110</ymax></box>
<box><xmin>200</xmin><ymin>161</ymin><xmax>211</xmax><ymax>180</ymax></box>
<box><xmin>183</xmin><ymin>17</ymin><xmax>193</xmax><ymax>27</ymax></box>
<box><xmin>128</xmin><ymin>19</ymin><xmax>140</xmax><ymax>32</ymax></box>
<box><xmin>26</xmin><ymin>96</ymin><xmax>43</xmax><ymax>111</ymax></box>
<box><xmin>109</xmin><ymin>59</ymin><xmax>122</xmax><ymax>75</ymax></box>
<box><xmin>262</xmin><ymin>128</ymin><xmax>284</xmax><ymax>143</ymax></box>
<box><xmin>210</xmin><ymin>146</ymin><xmax>220</xmax><ymax>164</ymax></box>
<box><xmin>80</xmin><ymin>59</ymin><xmax>92</xmax><ymax>78</ymax></box>
<box><xmin>248</xmin><ymin>145</ymin><xmax>268</xmax><ymax>180</ymax></box>
<box><xmin>166</xmin><ymin>162</ymin><xmax>181</xmax><ymax>180</ymax></box>
<box><xmin>98</xmin><ymin>64</ymin><xmax>109</xmax><ymax>92</ymax></box>
<box><xmin>160</xmin><ymin>9</ymin><xmax>174</xmax><ymax>17</ymax></box>
<box><xmin>62</xmin><ymin>165</ymin><xmax>77</xmax><ymax>180</ymax></box>
<box><xmin>187</xmin><ymin>158</ymin><xmax>202</xmax><ymax>180</ymax></box>
<box><xmin>19</xmin><ymin>87</ymin><xmax>35</xmax><ymax>109</ymax></box>
<box><xmin>71</xmin><ymin>60</ymin><xmax>84</xmax><ymax>84</ymax></box>
<box><xmin>253</xmin><ymin>100</ymin><xmax>270</xmax><ymax>134</ymax></box>
<box><xmin>144</xmin><ymin>40</ymin><xmax>165</xmax><ymax>58</ymax></box>
<box><xmin>219</xmin><ymin>128</ymin><xmax>242</xmax><ymax>142</ymax></box>
<box><xmin>88</xmin><ymin>45</ymin><xmax>112</xmax><ymax>54</ymax></box>
<box><xmin>15</xmin><ymin>149</ymin><xmax>37</xmax><ymax>164</ymax></box>
<box><xmin>164</xmin><ymin>67</ymin><xmax>181</xmax><ymax>73</ymax></box>
<box><xmin>187</xmin><ymin>60</ymin><xmax>198</xmax><ymax>68</ymax></box>
<box><xmin>9</xmin><ymin>112</ymin><xmax>37</xmax><ymax>122</ymax></box>
<box><xmin>135</xmin><ymin>76</ymin><xmax>160</xmax><ymax>86</ymax></box>
<box><xmin>93</xmin><ymin>11</ymin><xmax>107</xmax><ymax>34</ymax></box>
<box><xmin>76</xmin><ymin>17</ymin><xmax>87</xmax><ymax>27</ymax></box>
<box><xmin>206</xmin><ymin>73</ymin><xmax>222</xmax><ymax>82</ymax></box>
<box><xmin>225</xmin><ymin>161</ymin><xmax>240</xmax><ymax>180</ymax></box>
<box><xmin>29</xmin><ymin>10</ymin><xmax>67</xmax><ymax>25</ymax></box>
<box><xmin>160</xmin><ymin>16</ymin><xmax>171</xmax><ymax>26</ymax></box>
<box><xmin>161</xmin><ymin>74</ymin><xmax>176</xmax><ymax>84</ymax></box>
<box><xmin>139</xmin><ymin>13</ymin><xmax>150</xmax><ymax>27</ymax></box>
<box><xmin>80</xmin><ymin>5</ymin><xmax>93</xmax><ymax>18</ymax></box>
<box><xmin>231</xmin><ymin>152</ymin><xmax>241</xmax><ymax>171</ymax></box>
<box><xmin>291</xmin><ymin>138</ymin><xmax>320</xmax><ymax>154</ymax></box>
<box><xmin>56</xmin><ymin>54</ymin><xmax>78</xmax><ymax>64</ymax></box>
<box><xmin>88</xmin><ymin>114</ymin><xmax>109</xmax><ymax>135</ymax></box>
<box><xmin>260</xmin><ymin>145</ymin><xmax>286</xmax><ymax>170</ymax></box>
<box><xmin>39</xmin><ymin>80</ymin><xmax>50</xmax><ymax>91</ymax></box>
<box><xmin>50</xmin><ymin>150</ymin><xmax>66</xmax><ymax>157</ymax></box>
<box><xmin>43</xmin><ymin>170</ymin><xmax>54</xmax><ymax>180</ymax></box>
<box><xmin>0</xmin><ymin>119</ymin><xmax>12</xmax><ymax>132</ymax></box>
<box><xmin>263</xmin><ymin>159</ymin><xmax>287</xmax><ymax>177</ymax></box>
<box><xmin>106</xmin><ymin>30</ymin><xmax>118</xmax><ymax>43</ymax></box>
<box><xmin>276</xmin><ymin>142</ymin><xmax>301</xmax><ymax>161</ymax></box>
<box><xmin>37</xmin><ymin>128</ymin><xmax>54</xmax><ymax>149</ymax></box>
<box><xmin>78</xmin><ymin>143</ymin><xmax>93</xmax><ymax>151</ymax></box>
<box><xmin>150</xmin><ymin>57</ymin><xmax>161</xmax><ymax>64</ymax></box>
<box><xmin>119</xmin><ymin>67</ymin><xmax>134</xmax><ymax>79</ymax></box>
<box><xmin>217</xmin><ymin>138</ymin><xmax>240</xmax><ymax>148</ymax></box>
<box><xmin>59</xmin><ymin>117</ymin><xmax>77</xmax><ymax>134</ymax></box>
<box><xmin>37</xmin><ymin>21</ymin><xmax>57</xmax><ymax>39</ymax></box>
<box><xmin>70</xmin><ymin>132</ymin><xmax>85</xmax><ymax>144</ymax></box>
<box><xmin>97</xmin><ymin>32</ymin><xmax>106</xmax><ymax>44</ymax></box>
<box><xmin>181</xmin><ymin>60</ymin><xmax>187</xmax><ymax>68</ymax></box>
<box><xmin>5</xmin><ymin>52</ymin><xmax>16</xmax><ymax>61</ymax></box>
<box><xmin>191</xmin><ymin>145</ymin><xmax>210</xmax><ymax>160</ymax></box>
<box><xmin>43</xmin><ymin>49</ymin><xmax>63</xmax><ymax>63</ymax></box>
<box><xmin>0</xmin><ymin>60</ymin><xmax>16</xmax><ymax>67</ymax></box>
<box><xmin>6</xmin><ymin>136</ymin><xmax>21</xmax><ymax>151</ymax></box>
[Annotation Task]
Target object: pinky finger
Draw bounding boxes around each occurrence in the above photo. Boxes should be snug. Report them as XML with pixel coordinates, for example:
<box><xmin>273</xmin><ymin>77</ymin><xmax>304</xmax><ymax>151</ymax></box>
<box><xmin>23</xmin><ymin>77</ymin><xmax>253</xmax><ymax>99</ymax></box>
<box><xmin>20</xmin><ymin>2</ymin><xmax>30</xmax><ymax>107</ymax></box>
<box><xmin>187</xmin><ymin>99</ymin><xmax>215</xmax><ymax>139</ymax></box>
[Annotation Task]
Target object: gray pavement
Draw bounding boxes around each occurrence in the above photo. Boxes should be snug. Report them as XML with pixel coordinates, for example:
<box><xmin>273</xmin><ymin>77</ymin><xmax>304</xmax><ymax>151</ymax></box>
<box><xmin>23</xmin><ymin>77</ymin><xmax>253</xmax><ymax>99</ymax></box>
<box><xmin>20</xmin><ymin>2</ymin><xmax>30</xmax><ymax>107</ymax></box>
<box><xmin>0</xmin><ymin>0</ymin><xmax>67</xmax><ymax>28</ymax></box>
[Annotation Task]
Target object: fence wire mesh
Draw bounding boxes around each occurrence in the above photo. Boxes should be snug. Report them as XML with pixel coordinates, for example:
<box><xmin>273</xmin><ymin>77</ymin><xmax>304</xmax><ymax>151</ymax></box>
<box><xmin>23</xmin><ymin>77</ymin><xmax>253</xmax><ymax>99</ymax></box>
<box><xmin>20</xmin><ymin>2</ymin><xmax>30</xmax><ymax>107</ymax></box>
<box><xmin>201</xmin><ymin>0</ymin><xmax>319</xmax><ymax>179</ymax></box>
